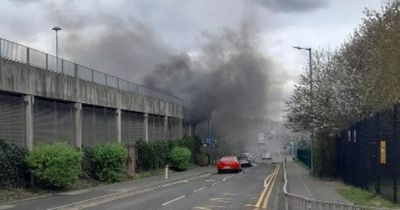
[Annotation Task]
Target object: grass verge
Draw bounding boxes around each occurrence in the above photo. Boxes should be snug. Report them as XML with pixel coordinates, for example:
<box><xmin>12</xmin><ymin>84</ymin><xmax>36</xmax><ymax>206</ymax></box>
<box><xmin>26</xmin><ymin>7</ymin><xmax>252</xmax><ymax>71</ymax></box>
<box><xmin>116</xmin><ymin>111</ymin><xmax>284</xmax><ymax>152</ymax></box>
<box><xmin>337</xmin><ymin>185</ymin><xmax>400</xmax><ymax>208</ymax></box>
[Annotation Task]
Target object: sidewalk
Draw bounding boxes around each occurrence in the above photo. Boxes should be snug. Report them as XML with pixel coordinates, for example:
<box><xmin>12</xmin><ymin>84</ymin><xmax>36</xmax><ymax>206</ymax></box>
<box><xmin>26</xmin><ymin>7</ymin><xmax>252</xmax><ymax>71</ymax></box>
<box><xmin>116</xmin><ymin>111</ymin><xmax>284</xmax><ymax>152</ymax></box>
<box><xmin>1</xmin><ymin>166</ymin><xmax>213</xmax><ymax>210</ymax></box>
<box><xmin>286</xmin><ymin>159</ymin><xmax>349</xmax><ymax>203</ymax></box>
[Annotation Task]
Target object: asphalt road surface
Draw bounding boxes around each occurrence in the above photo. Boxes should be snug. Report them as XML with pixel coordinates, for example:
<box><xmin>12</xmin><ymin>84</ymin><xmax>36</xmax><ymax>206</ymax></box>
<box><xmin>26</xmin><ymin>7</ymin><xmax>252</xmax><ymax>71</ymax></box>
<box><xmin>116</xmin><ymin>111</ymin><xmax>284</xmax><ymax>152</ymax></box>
<box><xmin>4</xmin><ymin>163</ymin><xmax>280</xmax><ymax>210</ymax></box>
<box><xmin>85</xmin><ymin>163</ymin><xmax>275</xmax><ymax>210</ymax></box>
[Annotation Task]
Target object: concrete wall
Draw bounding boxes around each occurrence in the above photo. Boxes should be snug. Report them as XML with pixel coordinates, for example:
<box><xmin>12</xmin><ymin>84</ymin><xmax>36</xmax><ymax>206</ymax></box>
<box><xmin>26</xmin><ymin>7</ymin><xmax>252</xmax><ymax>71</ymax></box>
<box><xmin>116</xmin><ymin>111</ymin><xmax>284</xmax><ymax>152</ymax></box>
<box><xmin>0</xmin><ymin>58</ymin><xmax>188</xmax><ymax>149</ymax></box>
<box><xmin>0</xmin><ymin>58</ymin><xmax>183</xmax><ymax>118</ymax></box>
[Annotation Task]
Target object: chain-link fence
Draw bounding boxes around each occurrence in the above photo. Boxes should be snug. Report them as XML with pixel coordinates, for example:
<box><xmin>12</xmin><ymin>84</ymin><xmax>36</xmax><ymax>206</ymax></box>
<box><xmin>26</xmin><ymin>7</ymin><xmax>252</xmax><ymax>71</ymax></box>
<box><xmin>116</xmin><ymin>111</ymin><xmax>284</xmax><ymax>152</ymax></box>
<box><xmin>0</xmin><ymin>38</ymin><xmax>183</xmax><ymax>106</ymax></box>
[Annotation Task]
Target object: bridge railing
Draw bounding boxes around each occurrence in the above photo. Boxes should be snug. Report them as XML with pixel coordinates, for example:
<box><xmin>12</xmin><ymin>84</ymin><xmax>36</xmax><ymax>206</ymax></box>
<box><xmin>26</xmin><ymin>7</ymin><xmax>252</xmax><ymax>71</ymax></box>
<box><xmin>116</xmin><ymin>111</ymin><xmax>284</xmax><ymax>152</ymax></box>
<box><xmin>0</xmin><ymin>38</ymin><xmax>183</xmax><ymax>105</ymax></box>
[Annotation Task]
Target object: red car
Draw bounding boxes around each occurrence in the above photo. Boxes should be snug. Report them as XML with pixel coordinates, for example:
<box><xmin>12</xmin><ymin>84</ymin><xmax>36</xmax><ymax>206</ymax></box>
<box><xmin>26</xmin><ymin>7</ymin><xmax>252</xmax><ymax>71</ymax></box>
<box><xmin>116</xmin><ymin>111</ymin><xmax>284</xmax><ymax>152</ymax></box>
<box><xmin>217</xmin><ymin>156</ymin><xmax>242</xmax><ymax>173</ymax></box>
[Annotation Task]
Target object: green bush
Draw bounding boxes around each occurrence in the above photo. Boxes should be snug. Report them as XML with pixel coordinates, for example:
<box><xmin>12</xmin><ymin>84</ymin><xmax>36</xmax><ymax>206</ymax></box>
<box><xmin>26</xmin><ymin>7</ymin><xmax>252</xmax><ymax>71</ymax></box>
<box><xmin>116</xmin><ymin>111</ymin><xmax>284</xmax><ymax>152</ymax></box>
<box><xmin>80</xmin><ymin>146</ymin><xmax>94</xmax><ymax>179</ymax></box>
<box><xmin>91</xmin><ymin>143</ymin><xmax>128</xmax><ymax>182</ymax></box>
<box><xmin>169</xmin><ymin>146</ymin><xmax>191</xmax><ymax>171</ymax></box>
<box><xmin>135</xmin><ymin>136</ymin><xmax>203</xmax><ymax>172</ymax></box>
<box><xmin>0</xmin><ymin>140</ymin><xmax>29</xmax><ymax>187</ymax></box>
<box><xmin>26</xmin><ymin>143</ymin><xmax>82</xmax><ymax>189</ymax></box>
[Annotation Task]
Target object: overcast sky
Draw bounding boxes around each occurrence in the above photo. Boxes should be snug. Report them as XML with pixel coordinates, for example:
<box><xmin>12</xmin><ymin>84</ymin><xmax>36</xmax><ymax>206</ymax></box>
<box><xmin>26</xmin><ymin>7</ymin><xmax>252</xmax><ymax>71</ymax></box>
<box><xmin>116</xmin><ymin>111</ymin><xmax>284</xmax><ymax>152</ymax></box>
<box><xmin>0</xmin><ymin>0</ymin><xmax>382</xmax><ymax>120</ymax></box>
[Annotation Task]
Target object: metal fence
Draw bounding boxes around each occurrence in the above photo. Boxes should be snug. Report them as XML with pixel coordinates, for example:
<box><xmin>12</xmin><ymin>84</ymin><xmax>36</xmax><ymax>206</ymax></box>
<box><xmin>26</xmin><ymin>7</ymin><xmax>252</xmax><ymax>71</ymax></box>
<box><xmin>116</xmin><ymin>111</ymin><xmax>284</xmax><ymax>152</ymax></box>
<box><xmin>0</xmin><ymin>38</ymin><xmax>183</xmax><ymax>105</ymax></box>
<box><xmin>297</xmin><ymin>149</ymin><xmax>311</xmax><ymax>169</ymax></box>
<box><xmin>336</xmin><ymin>105</ymin><xmax>400</xmax><ymax>203</ymax></box>
<box><xmin>282</xmin><ymin>158</ymin><xmax>395</xmax><ymax>210</ymax></box>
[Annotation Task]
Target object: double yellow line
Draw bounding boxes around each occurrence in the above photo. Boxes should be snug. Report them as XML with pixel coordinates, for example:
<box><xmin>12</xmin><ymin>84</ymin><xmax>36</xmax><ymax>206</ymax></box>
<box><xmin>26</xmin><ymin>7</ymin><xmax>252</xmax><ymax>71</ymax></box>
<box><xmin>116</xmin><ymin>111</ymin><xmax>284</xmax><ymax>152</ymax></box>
<box><xmin>255</xmin><ymin>164</ymin><xmax>280</xmax><ymax>209</ymax></box>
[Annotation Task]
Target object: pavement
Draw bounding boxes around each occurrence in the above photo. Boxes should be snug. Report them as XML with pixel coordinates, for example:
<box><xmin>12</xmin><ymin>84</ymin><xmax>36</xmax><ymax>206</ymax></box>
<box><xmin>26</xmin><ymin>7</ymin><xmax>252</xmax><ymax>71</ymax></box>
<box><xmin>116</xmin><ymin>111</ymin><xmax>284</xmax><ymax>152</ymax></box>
<box><xmin>285</xmin><ymin>159</ymin><xmax>349</xmax><ymax>203</ymax></box>
<box><xmin>1</xmin><ymin>163</ymin><xmax>278</xmax><ymax>210</ymax></box>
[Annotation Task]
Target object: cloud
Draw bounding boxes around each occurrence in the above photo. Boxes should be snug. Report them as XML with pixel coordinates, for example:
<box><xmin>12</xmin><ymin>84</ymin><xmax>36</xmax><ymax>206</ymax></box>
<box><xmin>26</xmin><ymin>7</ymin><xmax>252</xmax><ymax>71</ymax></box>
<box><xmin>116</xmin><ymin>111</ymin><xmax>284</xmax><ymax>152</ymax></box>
<box><xmin>257</xmin><ymin>0</ymin><xmax>328</xmax><ymax>12</ymax></box>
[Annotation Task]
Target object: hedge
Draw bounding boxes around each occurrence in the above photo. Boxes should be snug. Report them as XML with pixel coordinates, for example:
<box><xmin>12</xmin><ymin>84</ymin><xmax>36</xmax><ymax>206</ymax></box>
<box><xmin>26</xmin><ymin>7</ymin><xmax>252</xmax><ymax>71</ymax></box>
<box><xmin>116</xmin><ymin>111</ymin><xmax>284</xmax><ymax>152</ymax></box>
<box><xmin>26</xmin><ymin>143</ymin><xmax>83</xmax><ymax>189</ymax></box>
<box><xmin>169</xmin><ymin>147</ymin><xmax>191</xmax><ymax>171</ymax></box>
<box><xmin>0</xmin><ymin>140</ymin><xmax>29</xmax><ymax>188</ymax></box>
<box><xmin>90</xmin><ymin>143</ymin><xmax>129</xmax><ymax>182</ymax></box>
<box><xmin>135</xmin><ymin>136</ymin><xmax>206</xmax><ymax>171</ymax></box>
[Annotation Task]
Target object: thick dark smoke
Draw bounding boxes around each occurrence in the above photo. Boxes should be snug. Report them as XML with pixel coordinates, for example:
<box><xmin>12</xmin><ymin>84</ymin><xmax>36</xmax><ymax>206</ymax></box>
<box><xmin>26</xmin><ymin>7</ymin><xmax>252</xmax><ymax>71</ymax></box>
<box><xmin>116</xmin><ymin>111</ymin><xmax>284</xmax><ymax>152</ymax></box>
<box><xmin>7</xmin><ymin>0</ymin><xmax>290</xmax><ymax>152</ymax></box>
<box><xmin>143</xmin><ymin>30</ymin><xmax>270</xmax><ymax>124</ymax></box>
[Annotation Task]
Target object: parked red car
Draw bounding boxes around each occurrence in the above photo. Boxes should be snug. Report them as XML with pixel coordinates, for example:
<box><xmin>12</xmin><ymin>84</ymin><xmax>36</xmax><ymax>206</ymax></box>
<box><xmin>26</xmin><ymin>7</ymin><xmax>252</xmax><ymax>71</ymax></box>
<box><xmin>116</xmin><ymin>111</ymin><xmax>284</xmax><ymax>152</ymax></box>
<box><xmin>217</xmin><ymin>156</ymin><xmax>242</xmax><ymax>173</ymax></box>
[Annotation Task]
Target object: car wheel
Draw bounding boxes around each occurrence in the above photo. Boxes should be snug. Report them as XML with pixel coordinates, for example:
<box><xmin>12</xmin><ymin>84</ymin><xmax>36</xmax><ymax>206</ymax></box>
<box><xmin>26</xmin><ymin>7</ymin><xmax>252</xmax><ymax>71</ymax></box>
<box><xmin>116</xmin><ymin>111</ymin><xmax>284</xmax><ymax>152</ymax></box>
<box><xmin>218</xmin><ymin>170</ymin><xmax>223</xmax><ymax>174</ymax></box>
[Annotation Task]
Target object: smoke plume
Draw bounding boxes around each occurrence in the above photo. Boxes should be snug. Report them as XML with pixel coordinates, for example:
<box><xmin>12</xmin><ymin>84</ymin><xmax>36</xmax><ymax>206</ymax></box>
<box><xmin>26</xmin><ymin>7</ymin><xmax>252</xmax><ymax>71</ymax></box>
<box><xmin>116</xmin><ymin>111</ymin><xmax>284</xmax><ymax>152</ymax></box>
<box><xmin>144</xmin><ymin>28</ymin><xmax>271</xmax><ymax>126</ymax></box>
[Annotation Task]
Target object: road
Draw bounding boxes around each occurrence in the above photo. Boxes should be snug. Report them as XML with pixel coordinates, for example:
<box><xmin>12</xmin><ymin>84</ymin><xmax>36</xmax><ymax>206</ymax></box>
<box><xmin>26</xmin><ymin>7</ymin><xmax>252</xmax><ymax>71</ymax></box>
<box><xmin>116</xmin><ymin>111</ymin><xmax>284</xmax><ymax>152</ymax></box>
<box><xmin>3</xmin><ymin>163</ymin><xmax>281</xmax><ymax>210</ymax></box>
<box><xmin>76</xmin><ymin>163</ymin><xmax>278</xmax><ymax>210</ymax></box>
<box><xmin>86</xmin><ymin>163</ymin><xmax>276</xmax><ymax>210</ymax></box>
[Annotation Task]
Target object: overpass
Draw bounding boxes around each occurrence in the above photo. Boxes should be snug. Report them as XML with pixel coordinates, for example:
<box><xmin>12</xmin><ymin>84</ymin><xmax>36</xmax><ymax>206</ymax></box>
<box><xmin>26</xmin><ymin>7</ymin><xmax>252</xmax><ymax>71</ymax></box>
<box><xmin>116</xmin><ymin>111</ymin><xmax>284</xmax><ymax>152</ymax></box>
<box><xmin>0</xmin><ymin>38</ymin><xmax>190</xmax><ymax>150</ymax></box>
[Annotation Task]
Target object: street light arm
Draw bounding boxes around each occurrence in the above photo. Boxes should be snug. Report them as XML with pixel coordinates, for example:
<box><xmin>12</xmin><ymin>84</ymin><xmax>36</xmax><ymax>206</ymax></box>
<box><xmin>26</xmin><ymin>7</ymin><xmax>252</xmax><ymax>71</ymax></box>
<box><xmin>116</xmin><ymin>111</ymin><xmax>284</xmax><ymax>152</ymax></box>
<box><xmin>292</xmin><ymin>46</ymin><xmax>311</xmax><ymax>51</ymax></box>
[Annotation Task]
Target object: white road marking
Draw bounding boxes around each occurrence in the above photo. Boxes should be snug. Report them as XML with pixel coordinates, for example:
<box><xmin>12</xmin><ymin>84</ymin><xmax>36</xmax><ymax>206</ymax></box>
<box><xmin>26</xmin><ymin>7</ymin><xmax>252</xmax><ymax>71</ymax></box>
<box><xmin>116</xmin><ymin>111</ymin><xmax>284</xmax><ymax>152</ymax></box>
<box><xmin>194</xmin><ymin>186</ymin><xmax>207</xmax><ymax>193</ymax></box>
<box><xmin>222</xmin><ymin>175</ymin><xmax>232</xmax><ymax>181</ymax></box>
<box><xmin>211</xmin><ymin>181</ymin><xmax>221</xmax><ymax>186</ymax></box>
<box><xmin>162</xmin><ymin>195</ymin><xmax>186</xmax><ymax>206</ymax></box>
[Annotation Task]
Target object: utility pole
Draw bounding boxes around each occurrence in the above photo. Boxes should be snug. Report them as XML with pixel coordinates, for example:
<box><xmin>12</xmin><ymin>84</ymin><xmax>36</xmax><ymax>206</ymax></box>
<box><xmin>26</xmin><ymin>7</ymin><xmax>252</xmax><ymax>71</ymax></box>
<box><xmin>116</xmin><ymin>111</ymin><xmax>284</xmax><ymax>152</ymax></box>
<box><xmin>52</xmin><ymin>26</ymin><xmax>62</xmax><ymax>72</ymax></box>
<box><xmin>293</xmin><ymin>46</ymin><xmax>313</xmax><ymax>174</ymax></box>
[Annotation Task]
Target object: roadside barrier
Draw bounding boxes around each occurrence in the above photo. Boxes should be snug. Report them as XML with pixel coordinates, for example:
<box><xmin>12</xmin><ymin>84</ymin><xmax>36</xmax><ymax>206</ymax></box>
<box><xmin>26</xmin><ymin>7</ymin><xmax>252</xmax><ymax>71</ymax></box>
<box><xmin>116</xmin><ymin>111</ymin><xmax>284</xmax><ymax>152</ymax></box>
<box><xmin>282</xmin><ymin>157</ymin><xmax>397</xmax><ymax>210</ymax></box>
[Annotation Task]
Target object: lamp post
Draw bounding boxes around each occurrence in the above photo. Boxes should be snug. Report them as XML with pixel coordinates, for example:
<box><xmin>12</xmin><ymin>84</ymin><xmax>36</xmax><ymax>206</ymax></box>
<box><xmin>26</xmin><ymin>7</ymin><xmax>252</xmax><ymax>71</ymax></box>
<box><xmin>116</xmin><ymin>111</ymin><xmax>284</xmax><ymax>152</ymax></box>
<box><xmin>52</xmin><ymin>26</ymin><xmax>62</xmax><ymax>72</ymax></box>
<box><xmin>293</xmin><ymin>46</ymin><xmax>313</xmax><ymax>174</ymax></box>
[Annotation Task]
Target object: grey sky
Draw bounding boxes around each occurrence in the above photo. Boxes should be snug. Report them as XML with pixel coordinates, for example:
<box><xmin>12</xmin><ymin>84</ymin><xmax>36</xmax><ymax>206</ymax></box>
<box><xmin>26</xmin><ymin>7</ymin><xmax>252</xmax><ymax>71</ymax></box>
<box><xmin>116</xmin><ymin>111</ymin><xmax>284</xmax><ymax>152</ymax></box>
<box><xmin>0</xmin><ymin>0</ymin><xmax>382</xmax><ymax>120</ymax></box>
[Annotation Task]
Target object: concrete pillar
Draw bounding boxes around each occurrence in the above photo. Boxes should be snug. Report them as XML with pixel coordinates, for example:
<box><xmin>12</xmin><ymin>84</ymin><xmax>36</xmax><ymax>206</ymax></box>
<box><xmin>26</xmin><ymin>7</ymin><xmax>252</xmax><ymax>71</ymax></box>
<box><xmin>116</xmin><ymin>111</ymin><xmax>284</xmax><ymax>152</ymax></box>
<box><xmin>144</xmin><ymin>113</ymin><xmax>149</xmax><ymax>142</ymax></box>
<box><xmin>24</xmin><ymin>95</ymin><xmax>34</xmax><ymax>151</ymax></box>
<box><xmin>73</xmin><ymin>103</ymin><xmax>82</xmax><ymax>148</ymax></box>
<box><xmin>116</xmin><ymin>108</ymin><xmax>122</xmax><ymax>143</ymax></box>
<box><xmin>178</xmin><ymin>118</ymin><xmax>183</xmax><ymax>139</ymax></box>
<box><xmin>164</xmin><ymin>116</ymin><xmax>169</xmax><ymax>140</ymax></box>
<box><xmin>188</xmin><ymin>123</ymin><xmax>192</xmax><ymax>136</ymax></box>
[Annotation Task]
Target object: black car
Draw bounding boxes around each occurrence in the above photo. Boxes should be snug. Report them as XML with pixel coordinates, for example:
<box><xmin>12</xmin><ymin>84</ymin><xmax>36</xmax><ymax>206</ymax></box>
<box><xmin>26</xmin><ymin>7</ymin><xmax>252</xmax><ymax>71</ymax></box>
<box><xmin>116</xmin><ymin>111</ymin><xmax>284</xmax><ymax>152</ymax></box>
<box><xmin>238</xmin><ymin>155</ymin><xmax>252</xmax><ymax>167</ymax></box>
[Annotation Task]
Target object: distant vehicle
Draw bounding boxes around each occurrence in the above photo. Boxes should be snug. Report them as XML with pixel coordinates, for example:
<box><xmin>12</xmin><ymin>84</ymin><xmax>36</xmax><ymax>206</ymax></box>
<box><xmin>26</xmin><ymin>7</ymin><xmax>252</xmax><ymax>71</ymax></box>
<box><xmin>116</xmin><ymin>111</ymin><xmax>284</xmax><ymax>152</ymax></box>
<box><xmin>241</xmin><ymin>152</ymin><xmax>253</xmax><ymax>161</ymax></box>
<box><xmin>238</xmin><ymin>154</ymin><xmax>252</xmax><ymax>167</ymax></box>
<box><xmin>217</xmin><ymin>156</ymin><xmax>242</xmax><ymax>173</ymax></box>
<box><xmin>262</xmin><ymin>152</ymin><xmax>272</xmax><ymax>160</ymax></box>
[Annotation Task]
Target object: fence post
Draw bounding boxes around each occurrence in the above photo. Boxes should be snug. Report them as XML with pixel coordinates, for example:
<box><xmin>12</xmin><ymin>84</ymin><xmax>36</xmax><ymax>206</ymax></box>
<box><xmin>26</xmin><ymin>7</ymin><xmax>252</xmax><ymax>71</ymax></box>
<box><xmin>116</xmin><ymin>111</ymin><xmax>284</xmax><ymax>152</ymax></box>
<box><xmin>393</xmin><ymin>104</ymin><xmax>398</xmax><ymax>203</ymax></box>
<box><xmin>376</xmin><ymin>113</ymin><xmax>381</xmax><ymax>194</ymax></box>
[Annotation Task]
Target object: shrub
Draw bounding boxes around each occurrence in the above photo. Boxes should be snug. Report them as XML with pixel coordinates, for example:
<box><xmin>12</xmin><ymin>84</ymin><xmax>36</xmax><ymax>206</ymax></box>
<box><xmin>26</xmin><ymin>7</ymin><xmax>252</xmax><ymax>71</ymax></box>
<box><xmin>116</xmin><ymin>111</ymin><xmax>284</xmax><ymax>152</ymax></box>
<box><xmin>0</xmin><ymin>140</ymin><xmax>29</xmax><ymax>187</ymax></box>
<box><xmin>91</xmin><ymin>143</ymin><xmax>128</xmax><ymax>182</ymax></box>
<box><xmin>26</xmin><ymin>143</ymin><xmax>82</xmax><ymax>189</ymax></box>
<box><xmin>135</xmin><ymin>136</ymin><xmax>203</xmax><ymax>172</ymax></box>
<box><xmin>81</xmin><ymin>146</ymin><xmax>94</xmax><ymax>179</ymax></box>
<box><xmin>169</xmin><ymin>146</ymin><xmax>191</xmax><ymax>171</ymax></box>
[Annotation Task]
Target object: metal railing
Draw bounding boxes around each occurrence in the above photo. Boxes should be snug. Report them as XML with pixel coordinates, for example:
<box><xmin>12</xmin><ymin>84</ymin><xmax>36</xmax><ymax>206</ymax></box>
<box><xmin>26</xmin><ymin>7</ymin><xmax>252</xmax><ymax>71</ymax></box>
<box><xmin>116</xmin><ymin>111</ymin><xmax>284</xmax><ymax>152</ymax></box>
<box><xmin>282</xmin><ymin>158</ymin><xmax>397</xmax><ymax>210</ymax></box>
<box><xmin>0</xmin><ymin>38</ymin><xmax>183</xmax><ymax>105</ymax></box>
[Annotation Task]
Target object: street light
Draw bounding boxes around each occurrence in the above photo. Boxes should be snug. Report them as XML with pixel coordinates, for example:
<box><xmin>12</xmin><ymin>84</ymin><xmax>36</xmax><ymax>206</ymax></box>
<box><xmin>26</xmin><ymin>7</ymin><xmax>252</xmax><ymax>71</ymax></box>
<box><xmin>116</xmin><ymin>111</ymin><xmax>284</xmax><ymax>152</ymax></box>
<box><xmin>52</xmin><ymin>26</ymin><xmax>62</xmax><ymax>71</ymax></box>
<box><xmin>292</xmin><ymin>46</ymin><xmax>314</xmax><ymax>175</ymax></box>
